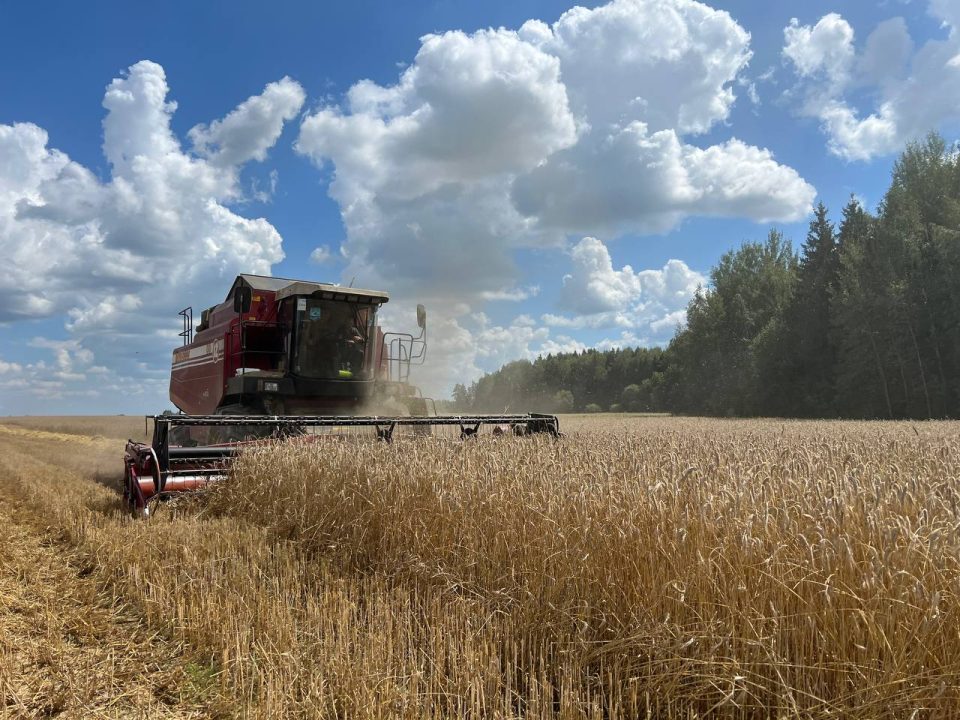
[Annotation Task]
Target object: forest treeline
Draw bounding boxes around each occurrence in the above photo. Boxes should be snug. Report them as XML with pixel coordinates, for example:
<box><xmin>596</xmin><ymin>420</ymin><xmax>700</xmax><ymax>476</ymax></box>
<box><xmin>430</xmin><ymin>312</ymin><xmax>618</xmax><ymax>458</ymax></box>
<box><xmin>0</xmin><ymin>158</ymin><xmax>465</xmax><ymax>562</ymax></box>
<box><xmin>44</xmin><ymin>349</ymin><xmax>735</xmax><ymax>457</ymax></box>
<box><xmin>452</xmin><ymin>135</ymin><xmax>960</xmax><ymax>419</ymax></box>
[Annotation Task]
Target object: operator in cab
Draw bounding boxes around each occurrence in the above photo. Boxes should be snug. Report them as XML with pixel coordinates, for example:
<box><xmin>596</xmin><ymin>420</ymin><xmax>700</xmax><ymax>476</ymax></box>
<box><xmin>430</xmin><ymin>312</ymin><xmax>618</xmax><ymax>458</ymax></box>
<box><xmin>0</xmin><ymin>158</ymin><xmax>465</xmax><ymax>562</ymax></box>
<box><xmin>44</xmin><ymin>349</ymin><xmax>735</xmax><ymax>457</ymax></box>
<box><xmin>337</xmin><ymin>320</ymin><xmax>365</xmax><ymax>377</ymax></box>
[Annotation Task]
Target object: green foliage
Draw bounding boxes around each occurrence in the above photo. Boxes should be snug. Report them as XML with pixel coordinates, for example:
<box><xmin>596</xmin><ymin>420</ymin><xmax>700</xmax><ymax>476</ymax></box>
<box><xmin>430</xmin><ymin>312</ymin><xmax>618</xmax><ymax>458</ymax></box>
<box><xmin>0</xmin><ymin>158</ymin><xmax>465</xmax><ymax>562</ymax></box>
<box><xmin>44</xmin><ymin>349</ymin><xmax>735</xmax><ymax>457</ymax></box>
<box><xmin>780</xmin><ymin>202</ymin><xmax>841</xmax><ymax>416</ymax></box>
<box><xmin>830</xmin><ymin>133</ymin><xmax>960</xmax><ymax>418</ymax></box>
<box><xmin>552</xmin><ymin>389</ymin><xmax>575</xmax><ymax>413</ymax></box>
<box><xmin>459</xmin><ymin>347</ymin><xmax>668</xmax><ymax>413</ymax></box>
<box><xmin>667</xmin><ymin>229</ymin><xmax>797</xmax><ymax>416</ymax></box>
<box><xmin>451</xmin><ymin>383</ymin><xmax>473</xmax><ymax>409</ymax></box>
<box><xmin>182</xmin><ymin>660</ymin><xmax>220</xmax><ymax>704</ymax></box>
<box><xmin>621</xmin><ymin>384</ymin><xmax>642</xmax><ymax>411</ymax></box>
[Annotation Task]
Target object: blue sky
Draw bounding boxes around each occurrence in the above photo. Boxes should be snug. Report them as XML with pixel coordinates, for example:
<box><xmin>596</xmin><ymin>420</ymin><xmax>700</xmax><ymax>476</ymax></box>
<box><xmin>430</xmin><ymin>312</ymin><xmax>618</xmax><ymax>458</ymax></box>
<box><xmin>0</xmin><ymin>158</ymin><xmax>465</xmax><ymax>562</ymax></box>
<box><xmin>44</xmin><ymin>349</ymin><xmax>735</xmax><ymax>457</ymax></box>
<box><xmin>1</xmin><ymin>0</ymin><xmax>958</xmax><ymax>413</ymax></box>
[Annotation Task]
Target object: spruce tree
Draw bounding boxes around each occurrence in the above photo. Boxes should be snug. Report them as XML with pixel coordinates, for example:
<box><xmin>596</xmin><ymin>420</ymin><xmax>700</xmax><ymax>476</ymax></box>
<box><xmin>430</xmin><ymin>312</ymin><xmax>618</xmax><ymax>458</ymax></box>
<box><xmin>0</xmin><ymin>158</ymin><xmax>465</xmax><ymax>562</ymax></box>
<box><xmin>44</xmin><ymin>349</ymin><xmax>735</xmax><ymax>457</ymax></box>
<box><xmin>785</xmin><ymin>202</ymin><xmax>840</xmax><ymax>415</ymax></box>
<box><xmin>832</xmin><ymin>197</ymin><xmax>891</xmax><ymax>417</ymax></box>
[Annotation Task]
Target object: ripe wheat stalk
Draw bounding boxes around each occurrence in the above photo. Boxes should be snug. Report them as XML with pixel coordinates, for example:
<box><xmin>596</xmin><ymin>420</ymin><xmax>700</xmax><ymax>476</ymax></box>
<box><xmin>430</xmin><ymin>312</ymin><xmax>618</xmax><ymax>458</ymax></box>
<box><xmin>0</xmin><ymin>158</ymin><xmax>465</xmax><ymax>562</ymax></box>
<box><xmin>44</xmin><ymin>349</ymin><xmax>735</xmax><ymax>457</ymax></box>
<box><xmin>2</xmin><ymin>416</ymin><xmax>958</xmax><ymax>717</ymax></box>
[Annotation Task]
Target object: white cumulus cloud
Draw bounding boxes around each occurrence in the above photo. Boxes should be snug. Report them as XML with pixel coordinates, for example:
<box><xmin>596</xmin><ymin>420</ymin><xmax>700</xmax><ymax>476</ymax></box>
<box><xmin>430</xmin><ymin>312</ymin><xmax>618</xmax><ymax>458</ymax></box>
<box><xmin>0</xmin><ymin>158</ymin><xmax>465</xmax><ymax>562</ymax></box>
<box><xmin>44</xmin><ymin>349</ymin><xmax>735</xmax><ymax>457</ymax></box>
<box><xmin>782</xmin><ymin>3</ymin><xmax>960</xmax><ymax>160</ymax></box>
<box><xmin>401</xmin><ymin>236</ymin><xmax>699</xmax><ymax>395</ymax></box>
<box><xmin>406</xmin><ymin>307</ymin><xmax>586</xmax><ymax>397</ymax></box>
<box><xmin>297</xmin><ymin>0</ymin><xmax>813</xmax><ymax>304</ymax></box>
<box><xmin>513</xmin><ymin>125</ymin><xmax>814</xmax><ymax>236</ymax></box>
<box><xmin>547</xmin><ymin>237</ymin><xmax>706</xmax><ymax>337</ymax></box>
<box><xmin>189</xmin><ymin>76</ymin><xmax>305</xmax><ymax>167</ymax></box>
<box><xmin>519</xmin><ymin>0</ymin><xmax>751</xmax><ymax>135</ymax></box>
<box><xmin>0</xmin><ymin>60</ymin><xmax>302</xmax><ymax>407</ymax></box>
<box><xmin>783</xmin><ymin>13</ymin><xmax>855</xmax><ymax>86</ymax></box>
<box><xmin>296</xmin><ymin>27</ymin><xmax>579</xmax><ymax>297</ymax></box>
<box><xmin>309</xmin><ymin>245</ymin><xmax>333</xmax><ymax>264</ymax></box>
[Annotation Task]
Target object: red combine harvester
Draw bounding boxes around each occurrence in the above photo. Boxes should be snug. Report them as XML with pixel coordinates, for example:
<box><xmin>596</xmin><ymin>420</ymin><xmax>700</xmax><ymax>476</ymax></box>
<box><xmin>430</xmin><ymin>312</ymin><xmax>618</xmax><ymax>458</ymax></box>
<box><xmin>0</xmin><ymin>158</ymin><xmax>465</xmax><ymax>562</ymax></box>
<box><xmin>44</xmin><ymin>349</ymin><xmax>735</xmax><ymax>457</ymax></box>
<box><xmin>123</xmin><ymin>274</ymin><xmax>560</xmax><ymax>517</ymax></box>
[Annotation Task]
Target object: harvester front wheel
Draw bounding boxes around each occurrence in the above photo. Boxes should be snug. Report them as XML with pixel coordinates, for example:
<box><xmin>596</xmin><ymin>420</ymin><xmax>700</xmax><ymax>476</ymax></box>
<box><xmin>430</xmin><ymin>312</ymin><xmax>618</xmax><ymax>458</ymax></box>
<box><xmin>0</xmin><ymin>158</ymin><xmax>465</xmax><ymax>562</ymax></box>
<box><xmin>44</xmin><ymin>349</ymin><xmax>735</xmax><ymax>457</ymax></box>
<box><xmin>124</xmin><ymin>464</ymin><xmax>150</xmax><ymax>519</ymax></box>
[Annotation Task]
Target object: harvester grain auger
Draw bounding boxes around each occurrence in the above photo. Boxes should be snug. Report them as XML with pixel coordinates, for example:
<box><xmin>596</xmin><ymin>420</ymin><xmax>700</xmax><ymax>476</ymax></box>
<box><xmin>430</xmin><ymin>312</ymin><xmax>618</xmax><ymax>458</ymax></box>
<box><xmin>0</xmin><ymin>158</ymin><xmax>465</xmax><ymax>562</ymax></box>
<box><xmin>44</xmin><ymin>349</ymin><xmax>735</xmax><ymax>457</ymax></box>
<box><xmin>123</xmin><ymin>274</ymin><xmax>560</xmax><ymax>517</ymax></box>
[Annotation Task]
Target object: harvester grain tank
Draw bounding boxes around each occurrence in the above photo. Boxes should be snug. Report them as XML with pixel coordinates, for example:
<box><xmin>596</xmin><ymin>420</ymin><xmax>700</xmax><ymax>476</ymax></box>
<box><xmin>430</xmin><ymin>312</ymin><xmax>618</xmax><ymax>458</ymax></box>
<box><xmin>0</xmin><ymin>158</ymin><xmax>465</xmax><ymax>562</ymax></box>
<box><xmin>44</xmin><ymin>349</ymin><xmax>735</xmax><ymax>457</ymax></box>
<box><xmin>123</xmin><ymin>274</ymin><xmax>560</xmax><ymax>516</ymax></box>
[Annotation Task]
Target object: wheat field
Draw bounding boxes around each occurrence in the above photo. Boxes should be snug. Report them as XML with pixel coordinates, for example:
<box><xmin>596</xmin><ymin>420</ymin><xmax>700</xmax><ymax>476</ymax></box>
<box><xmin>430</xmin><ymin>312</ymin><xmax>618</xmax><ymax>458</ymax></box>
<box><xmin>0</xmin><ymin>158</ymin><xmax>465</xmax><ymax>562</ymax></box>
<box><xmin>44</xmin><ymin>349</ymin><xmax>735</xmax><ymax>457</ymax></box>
<box><xmin>1</xmin><ymin>416</ymin><xmax>958</xmax><ymax>718</ymax></box>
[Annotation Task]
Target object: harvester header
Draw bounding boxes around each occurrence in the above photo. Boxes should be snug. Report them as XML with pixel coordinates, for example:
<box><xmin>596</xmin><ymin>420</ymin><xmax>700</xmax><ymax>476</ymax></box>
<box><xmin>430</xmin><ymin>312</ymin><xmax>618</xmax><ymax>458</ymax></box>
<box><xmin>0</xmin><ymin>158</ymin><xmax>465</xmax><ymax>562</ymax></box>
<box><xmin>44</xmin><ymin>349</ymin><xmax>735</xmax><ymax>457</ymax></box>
<box><xmin>123</xmin><ymin>274</ymin><xmax>560</xmax><ymax>517</ymax></box>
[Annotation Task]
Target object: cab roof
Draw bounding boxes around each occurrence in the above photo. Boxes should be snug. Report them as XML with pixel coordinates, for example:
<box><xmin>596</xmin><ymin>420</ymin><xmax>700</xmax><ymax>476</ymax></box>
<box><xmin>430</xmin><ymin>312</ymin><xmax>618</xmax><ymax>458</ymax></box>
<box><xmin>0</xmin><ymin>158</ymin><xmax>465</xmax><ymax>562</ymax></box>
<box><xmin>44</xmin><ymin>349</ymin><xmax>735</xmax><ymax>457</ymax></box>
<box><xmin>229</xmin><ymin>274</ymin><xmax>389</xmax><ymax>304</ymax></box>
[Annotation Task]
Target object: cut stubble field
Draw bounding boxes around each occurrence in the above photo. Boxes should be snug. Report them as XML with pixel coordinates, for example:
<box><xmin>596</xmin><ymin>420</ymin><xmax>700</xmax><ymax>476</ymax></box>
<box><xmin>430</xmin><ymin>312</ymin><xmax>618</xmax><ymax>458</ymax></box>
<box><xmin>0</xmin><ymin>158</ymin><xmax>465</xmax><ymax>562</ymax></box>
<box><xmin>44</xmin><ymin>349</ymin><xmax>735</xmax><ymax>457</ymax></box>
<box><xmin>0</xmin><ymin>415</ymin><xmax>958</xmax><ymax>718</ymax></box>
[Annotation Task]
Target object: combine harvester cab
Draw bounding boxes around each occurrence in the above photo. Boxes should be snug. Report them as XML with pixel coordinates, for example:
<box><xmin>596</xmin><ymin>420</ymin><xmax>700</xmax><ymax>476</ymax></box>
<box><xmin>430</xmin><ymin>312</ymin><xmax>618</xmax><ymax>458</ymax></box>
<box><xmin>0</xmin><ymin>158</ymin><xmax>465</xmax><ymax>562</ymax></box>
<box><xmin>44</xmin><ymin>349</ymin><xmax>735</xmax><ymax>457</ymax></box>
<box><xmin>123</xmin><ymin>274</ymin><xmax>560</xmax><ymax>517</ymax></box>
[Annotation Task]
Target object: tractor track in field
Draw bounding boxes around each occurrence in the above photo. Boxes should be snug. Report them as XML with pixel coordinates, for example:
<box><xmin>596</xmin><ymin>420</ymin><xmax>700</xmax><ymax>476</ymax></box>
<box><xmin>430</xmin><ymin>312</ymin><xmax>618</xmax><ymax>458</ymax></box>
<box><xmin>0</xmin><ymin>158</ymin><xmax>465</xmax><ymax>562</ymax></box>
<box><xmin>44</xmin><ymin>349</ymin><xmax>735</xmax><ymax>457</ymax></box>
<box><xmin>0</xmin><ymin>436</ymin><xmax>215</xmax><ymax>719</ymax></box>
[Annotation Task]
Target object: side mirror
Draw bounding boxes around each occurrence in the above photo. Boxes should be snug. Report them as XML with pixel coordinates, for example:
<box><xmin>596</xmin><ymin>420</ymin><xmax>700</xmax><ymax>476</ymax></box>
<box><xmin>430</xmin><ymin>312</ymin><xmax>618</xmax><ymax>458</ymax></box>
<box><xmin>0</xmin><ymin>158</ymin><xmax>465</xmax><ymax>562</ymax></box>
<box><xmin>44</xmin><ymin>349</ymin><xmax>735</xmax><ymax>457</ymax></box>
<box><xmin>416</xmin><ymin>303</ymin><xmax>426</xmax><ymax>330</ymax></box>
<box><xmin>234</xmin><ymin>286</ymin><xmax>252</xmax><ymax>314</ymax></box>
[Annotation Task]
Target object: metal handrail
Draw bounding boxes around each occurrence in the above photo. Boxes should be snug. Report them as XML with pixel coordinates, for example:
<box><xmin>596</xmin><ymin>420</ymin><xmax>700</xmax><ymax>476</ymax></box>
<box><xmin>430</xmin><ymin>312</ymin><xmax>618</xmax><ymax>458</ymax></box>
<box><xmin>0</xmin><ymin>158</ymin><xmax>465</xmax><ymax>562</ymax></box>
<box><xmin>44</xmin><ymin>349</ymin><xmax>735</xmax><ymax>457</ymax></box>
<box><xmin>178</xmin><ymin>307</ymin><xmax>193</xmax><ymax>346</ymax></box>
<box><xmin>381</xmin><ymin>324</ymin><xmax>427</xmax><ymax>383</ymax></box>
